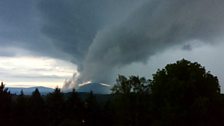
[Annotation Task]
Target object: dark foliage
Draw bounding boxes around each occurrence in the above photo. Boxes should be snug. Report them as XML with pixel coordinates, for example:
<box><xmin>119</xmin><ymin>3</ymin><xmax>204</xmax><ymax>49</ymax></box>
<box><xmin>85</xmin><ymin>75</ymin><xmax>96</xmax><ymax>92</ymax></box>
<box><xmin>0</xmin><ymin>59</ymin><xmax>224</xmax><ymax>126</ymax></box>
<box><xmin>151</xmin><ymin>59</ymin><xmax>221</xmax><ymax>126</ymax></box>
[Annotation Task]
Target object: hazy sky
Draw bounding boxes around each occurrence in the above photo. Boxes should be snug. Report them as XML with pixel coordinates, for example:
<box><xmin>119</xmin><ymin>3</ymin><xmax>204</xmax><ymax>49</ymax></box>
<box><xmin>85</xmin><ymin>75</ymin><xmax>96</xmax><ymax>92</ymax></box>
<box><xmin>0</xmin><ymin>0</ymin><xmax>224</xmax><ymax>91</ymax></box>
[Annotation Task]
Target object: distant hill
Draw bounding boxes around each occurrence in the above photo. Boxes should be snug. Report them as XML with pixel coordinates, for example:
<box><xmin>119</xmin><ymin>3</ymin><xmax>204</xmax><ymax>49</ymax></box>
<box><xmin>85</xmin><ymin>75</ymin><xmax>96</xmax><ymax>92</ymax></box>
<box><xmin>6</xmin><ymin>82</ymin><xmax>112</xmax><ymax>95</ymax></box>
<box><xmin>77</xmin><ymin>83</ymin><xmax>112</xmax><ymax>94</ymax></box>
<box><xmin>6</xmin><ymin>86</ymin><xmax>54</xmax><ymax>95</ymax></box>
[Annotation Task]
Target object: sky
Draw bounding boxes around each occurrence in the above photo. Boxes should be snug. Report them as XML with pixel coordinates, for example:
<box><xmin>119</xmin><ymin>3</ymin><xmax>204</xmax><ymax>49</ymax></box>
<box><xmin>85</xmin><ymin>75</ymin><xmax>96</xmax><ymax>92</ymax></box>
<box><xmin>0</xmin><ymin>0</ymin><xmax>224</xmax><ymax>92</ymax></box>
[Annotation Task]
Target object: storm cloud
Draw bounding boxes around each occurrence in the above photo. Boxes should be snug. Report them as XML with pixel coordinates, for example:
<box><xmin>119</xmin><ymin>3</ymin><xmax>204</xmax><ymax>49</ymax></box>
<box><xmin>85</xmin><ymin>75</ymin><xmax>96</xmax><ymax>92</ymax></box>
<box><xmin>38</xmin><ymin>0</ymin><xmax>143</xmax><ymax>65</ymax></box>
<box><xmin>37</xmin><ymin>0</ymin><xmax>224</xmax><ymax>88</ymax></box>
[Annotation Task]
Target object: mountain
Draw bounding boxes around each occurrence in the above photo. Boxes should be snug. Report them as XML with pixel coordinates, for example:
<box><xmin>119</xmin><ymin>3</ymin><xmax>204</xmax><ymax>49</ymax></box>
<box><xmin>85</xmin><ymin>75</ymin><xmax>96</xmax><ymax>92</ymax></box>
<box><xmin>6</xmin><ymin>86</ymin><xmax>54</xmax><ymax>95</ymax></box>
<box><xmin>77</xmin><ymin>83</ymin><xmax>112</xmax><ymax>94</ymax></box>
<box><xmin>6</xmin><ymin>83</ymin><xmax>112</xmax><ymax>95</ymax></box>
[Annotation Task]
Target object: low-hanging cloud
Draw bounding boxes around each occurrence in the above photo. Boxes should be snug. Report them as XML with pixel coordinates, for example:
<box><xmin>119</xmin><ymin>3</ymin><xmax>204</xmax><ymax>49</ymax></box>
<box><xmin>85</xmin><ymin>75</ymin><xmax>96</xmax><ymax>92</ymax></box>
<box><xmin>38</xmin><ymin>0</ymin><xmax>224</xmax><ymax>88</ymax></box>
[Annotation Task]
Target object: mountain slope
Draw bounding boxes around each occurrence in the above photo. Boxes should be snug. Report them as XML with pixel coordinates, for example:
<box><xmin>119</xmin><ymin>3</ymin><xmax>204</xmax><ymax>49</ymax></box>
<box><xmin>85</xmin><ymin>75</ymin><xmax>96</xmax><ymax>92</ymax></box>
<box><xmin>77</xmin><ymin>83</ymin><xmax>112</xmax><ymax>94</ymax></box>
<box><xmin>7</xmin><ymin>86</ymin><xmax>54</xmax><ymax>95</ymax></box>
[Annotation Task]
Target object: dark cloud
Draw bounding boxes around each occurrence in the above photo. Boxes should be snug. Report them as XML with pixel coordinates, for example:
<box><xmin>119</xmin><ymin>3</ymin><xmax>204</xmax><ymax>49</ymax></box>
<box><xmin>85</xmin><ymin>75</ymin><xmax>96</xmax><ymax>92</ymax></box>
<box><xmin>38</xmin><ymin>0</ymin><xmax>146</xmax><ymax>65</ymax></box>
<box><xmin>0</xmin><ymin>0</ymin><xmax>71</xmax><ymax>60</ymax></box>
<box><xmin>39</xmin><ymin>0</ymin><xmax>99</xmax><ymax>63</ymax></box>
<box><xmin>0</xmin><ymin>1</ymin><xmax>38</xmax><ymax>57</ymax></box>
<box><xmin>38</xmin><ymin>0</ymin><xmax>224</xmax><ymax>88</ymax></box>
<box><xmin>38</xmin><ymin>0</ymin><xmax>147</xmax><ymax>84</ymax></box>
<box><xmin>1</xmin><ymin>0</ymin><xmax>224</xmax><ymax>89</ymax></box>
<box><xmin>182</xmin><ymin>44</ymin><xmax>192</xmax><ymax>51</ymax></box>
<box><xmin>79</xmin><ymin>0</ymin><xmax>224</xmax><ymax>84</ymax></box>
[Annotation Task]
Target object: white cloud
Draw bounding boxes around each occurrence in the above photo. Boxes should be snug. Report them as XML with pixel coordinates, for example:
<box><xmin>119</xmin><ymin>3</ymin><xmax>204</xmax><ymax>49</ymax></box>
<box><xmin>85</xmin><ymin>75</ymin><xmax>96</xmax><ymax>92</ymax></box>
<box><xmin>0</xmin><ymin>56</ymin><xmax>78</xmax><ymax>88</ymax></box>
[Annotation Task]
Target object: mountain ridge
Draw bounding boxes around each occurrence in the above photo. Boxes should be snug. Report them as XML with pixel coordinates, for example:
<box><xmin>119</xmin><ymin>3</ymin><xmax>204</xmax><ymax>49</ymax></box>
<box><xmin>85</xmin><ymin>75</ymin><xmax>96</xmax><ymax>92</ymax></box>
<box><xmin>6</xmin><ymin>86</ymin><xmax>54</xmax><ymax>95</ymax></box>
<box><xmin>6</xmin><ymin>82</ymin><xmax>112</xmax><ymax>95</ymax></box>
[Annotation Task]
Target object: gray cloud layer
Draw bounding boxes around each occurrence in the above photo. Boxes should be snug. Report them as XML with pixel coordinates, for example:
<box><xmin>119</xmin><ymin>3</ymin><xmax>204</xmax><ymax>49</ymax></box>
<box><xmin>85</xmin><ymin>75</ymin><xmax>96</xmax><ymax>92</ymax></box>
<box><xmin>38</xmin><ymin>0</ymin><xmax>224</xmax><ymax>87</ymax></box>
<box><xmin>1</xmin><ymin>0</ymin><xmax>224</xmax><ymax>88</ymax></box>
<box><xmin>38</xmin><ymin>0</ymin><xmax>144</xmax><ymax>65</ymax></box>
<box><xmin>79</xmin><ymin>0</ymin><xmax>224</xmax><ymax>84</ymax></box>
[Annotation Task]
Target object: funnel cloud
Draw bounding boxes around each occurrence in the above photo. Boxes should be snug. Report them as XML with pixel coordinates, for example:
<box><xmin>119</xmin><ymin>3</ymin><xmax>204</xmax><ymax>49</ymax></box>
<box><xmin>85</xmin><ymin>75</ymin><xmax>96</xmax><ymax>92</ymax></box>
<box><xmin>37</xmin><ymin>0</ymin><xmax>224</xmax><ymax>89</ymax></box>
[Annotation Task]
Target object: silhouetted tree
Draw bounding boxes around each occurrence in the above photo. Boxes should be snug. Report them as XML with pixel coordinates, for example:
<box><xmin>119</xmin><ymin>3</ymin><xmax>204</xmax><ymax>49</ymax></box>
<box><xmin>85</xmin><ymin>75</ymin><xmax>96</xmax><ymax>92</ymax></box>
<box><xmin>112</xmin><ymin>75</ymin><xmax>131</xmax><ymax>95</ymax></box>
<box><xmin>46</xmin><ymin>87</ymin><xmax>65</xmax><ymax>126</ymax></box>
<box><xmin>29</xmin><ymin>88</ymin><xmax>46</xmax><ymax>126</ymax></box>
<box><xmin>83</xmin><ymin>91</ymin><xmax>100</xmax><ymax>126</ymax></box>
<box><xmin>111</xmin><ymin>75</ymin><xmax>151</xmax><ymax>126</ymax></box>
<box><xmin>13</xmin><ymin>90</ymin><xmax>29</xmax><ymax>126</ymax></box>
<box><xmin>0</xmin><ymin>82</ymin><xmax>12</xmax><ymax>125</ymax></box>
<box><xmin>64</xmin><ymin>89</ymin><xmax>83</xmax><ymax>126</ymax></box>
<box><xmin>112</xmin><ymin>75</ymin><xmax>151</xmax><ymax>95</ymax></box>
<box><xmin>151</xmin><ymin>59</ymin><xmax>221</xmax><ymax>126</ymax></box>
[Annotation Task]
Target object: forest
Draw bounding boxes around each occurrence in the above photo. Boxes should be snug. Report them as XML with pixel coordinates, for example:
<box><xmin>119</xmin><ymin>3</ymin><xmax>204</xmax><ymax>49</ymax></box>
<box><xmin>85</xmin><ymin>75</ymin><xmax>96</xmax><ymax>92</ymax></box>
<box><xmin>0</xmin><ymin>59</ymin><xmax>224</xmax><ymax>126</ymax></box>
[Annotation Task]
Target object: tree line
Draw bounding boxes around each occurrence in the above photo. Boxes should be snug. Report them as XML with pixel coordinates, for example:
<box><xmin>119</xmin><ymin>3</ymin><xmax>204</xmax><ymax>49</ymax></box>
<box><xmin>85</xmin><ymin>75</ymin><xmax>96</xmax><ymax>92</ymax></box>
<box><xmin>0</xmin><ymin>59</ymin><xmax>224</xmax><ymax>126</ymax></box>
